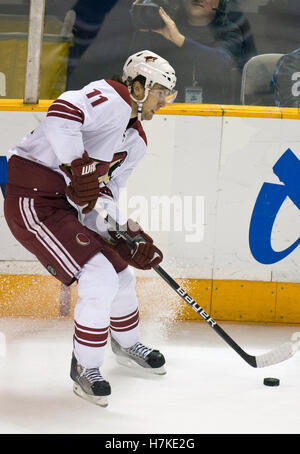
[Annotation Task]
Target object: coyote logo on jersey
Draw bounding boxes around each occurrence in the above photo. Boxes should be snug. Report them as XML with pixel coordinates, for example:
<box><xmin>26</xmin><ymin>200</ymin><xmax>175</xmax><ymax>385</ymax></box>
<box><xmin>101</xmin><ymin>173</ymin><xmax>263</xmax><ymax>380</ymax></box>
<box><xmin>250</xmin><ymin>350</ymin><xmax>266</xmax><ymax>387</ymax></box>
<box><xmin>97</xmin><ymin>151</ymin><xmax>127</xmax><ymax>185</ymax></box>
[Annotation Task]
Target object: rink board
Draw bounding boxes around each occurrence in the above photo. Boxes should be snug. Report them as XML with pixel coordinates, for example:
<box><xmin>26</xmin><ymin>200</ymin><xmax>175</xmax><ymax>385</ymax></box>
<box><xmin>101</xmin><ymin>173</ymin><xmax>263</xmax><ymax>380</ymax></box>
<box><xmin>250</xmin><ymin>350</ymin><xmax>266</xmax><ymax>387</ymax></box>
<box><xmin>0</xmin><ymin>101</ymin><xmax>299</xmax><ymax>323</ymax></box>
<box><xmin>0</xmin><ymin>275</ymin><xmax>300</xmax><ymax>324</ymax></box>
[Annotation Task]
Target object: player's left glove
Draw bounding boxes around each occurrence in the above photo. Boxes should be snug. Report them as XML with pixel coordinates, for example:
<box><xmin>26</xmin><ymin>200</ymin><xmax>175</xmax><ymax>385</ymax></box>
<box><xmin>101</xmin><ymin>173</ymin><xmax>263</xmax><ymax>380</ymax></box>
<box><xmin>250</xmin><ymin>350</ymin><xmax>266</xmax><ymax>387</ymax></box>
<box><xmin>60</xmin><ymin>151</ymin><xmax>100</xmax><ymax>214</ymax></box>
<box><xmin>108</xmin><ymin>219</ymin><xmax>163</xmax><ymax>270</ymax></box>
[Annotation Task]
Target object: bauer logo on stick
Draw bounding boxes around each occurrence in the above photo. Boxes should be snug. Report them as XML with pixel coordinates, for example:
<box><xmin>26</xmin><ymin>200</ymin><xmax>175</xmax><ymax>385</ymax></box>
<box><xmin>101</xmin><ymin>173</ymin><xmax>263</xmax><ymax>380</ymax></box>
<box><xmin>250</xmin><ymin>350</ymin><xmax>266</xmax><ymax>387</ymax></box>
<box><xmin>177</xmin><ymin>287</ymin><xmax>216</xmax><ymax>327</ymax></box>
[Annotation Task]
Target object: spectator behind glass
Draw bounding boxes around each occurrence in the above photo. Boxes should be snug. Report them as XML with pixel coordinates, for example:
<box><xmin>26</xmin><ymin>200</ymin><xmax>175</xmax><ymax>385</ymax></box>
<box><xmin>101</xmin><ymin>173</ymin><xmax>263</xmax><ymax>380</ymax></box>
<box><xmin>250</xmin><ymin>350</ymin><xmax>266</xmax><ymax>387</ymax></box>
<box><xmin>271</xmin><ymin>47</ymin><xmax>300</xmax><ymax>108</ymax></box>
<box><xmin>258</xmin><ymin>0</ymin><xmax>300</xmax><ymax>54</ymax></box>
<box><xmin>226</xmin><ymin>0</ymin><xmax>257</xmax><ymax>68</ymax></box>
<box><xmin>66</xmin><ymin>0</ymin><xmax>119</xmax><ymax>84</ymax></box>
<box><xmin>129</xmin><ymin>0</ymin><xmax>244</xmax><ymax>104</ymax></box>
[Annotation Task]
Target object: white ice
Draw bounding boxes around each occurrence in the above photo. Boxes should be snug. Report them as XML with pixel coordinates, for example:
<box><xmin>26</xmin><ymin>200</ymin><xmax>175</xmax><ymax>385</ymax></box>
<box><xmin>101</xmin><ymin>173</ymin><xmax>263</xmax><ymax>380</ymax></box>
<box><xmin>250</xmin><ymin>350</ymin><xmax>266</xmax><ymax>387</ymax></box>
<box><xmin>0</xmin><ymin>317</ymin><xmax>299</xmax><ymax>434</ymax></box>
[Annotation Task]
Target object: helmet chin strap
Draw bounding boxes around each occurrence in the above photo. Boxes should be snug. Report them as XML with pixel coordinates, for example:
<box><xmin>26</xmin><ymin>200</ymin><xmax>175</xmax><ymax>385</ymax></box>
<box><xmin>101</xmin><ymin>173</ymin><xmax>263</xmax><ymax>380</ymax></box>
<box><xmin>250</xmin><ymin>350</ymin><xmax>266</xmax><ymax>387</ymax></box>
<box><xmin>137</xmin><ymin>103</ymin><xmax>143</xmax><ymax>121</ymax></box>
<box><xmin>130</xmin><ymin>86</ymin><xmax>150</xmax><ymax>121</ymax></box>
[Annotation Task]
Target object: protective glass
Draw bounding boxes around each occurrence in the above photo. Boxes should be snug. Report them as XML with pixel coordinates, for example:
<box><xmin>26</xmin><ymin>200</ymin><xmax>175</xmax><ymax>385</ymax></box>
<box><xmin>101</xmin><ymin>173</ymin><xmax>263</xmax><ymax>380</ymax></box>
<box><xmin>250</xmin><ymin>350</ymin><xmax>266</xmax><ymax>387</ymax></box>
<box><xmin>150</xmin><ymin>87</ymin><xmax>178</xmax><ymax>104</ymax></box>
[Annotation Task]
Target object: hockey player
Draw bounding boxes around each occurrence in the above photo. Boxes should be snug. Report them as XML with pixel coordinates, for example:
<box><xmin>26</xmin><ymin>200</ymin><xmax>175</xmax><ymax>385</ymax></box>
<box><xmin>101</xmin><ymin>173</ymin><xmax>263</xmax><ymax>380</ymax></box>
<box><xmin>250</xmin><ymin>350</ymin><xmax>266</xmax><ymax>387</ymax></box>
<box><xmin>4</xmin><ymin>50</ymin><xmax>177</xmax><ymax>407</ymax></box>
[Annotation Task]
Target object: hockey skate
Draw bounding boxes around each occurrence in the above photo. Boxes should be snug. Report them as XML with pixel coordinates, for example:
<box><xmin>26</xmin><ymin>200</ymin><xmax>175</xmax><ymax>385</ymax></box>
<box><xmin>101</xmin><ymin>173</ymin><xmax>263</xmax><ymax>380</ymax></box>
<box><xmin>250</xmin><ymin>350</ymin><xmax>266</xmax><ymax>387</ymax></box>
<box><xmin>111</xmin><ymin>336</ymin><xmax>166</xmax><ymax>375</ymax></box>
<box><xmin>70</xmin><ymin>353</ymin><xmax>111</xmax><ymax>407</ymax></box>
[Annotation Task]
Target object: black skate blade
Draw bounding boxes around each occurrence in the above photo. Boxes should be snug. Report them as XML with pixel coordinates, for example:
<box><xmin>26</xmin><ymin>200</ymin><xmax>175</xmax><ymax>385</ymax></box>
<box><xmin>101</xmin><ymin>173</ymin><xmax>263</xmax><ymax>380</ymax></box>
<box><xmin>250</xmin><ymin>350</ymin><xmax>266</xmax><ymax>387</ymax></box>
<box><xmin>73</xmin><ymin>383</ymin><xmax>108</xmax><ymax>407</ymax></box>
<box><xmin>116</xmin><ymin>356</ymin><xmax>167</xmax><ymax>375</ymax></box>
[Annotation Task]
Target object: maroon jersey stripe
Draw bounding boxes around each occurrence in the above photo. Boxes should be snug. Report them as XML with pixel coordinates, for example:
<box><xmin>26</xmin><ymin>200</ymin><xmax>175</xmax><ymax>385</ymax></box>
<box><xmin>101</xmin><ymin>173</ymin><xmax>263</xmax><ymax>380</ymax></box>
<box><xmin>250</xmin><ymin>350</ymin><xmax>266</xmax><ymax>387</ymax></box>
<box><xmin>75</xmin><ymin>327</ymin><xmax>109</xmax><ymax>343</ymax></box>
<box><xmin>48</xmin><ymin>103</ymin><xmax>83</xmax><ymax>119</ymax></box>
<box><xmin>47</xmin><ymin>112</ymin><xmax>83</xmax><ymax>123</ymax></box>
<box><xmin>48</xmin><ymin>99</ymin><xmax>85</xmax><ymax>122</ymax></box>
<box><xmin>52</xmin><ymin>99</ymin><xmax>84</xmax><ymax>117</ymax></box>
<box><xmin>74</xmin><ymin>335</ymin><xmax>107</xmax><ymax>348</ymax></box>
<box><xmin>110</xmin><ymin>319</ymin><xmax>139</xmax><ymax>332</ymax></box>
<box><xmin>105</xmin><ymin>79</ymin><xmax>131</xmax><ymax>107</ymax></box>
<box><xmin>110</xmin><ymin>308</ymin><xmax>139</xmax><ymax>321</ymax></box>
<box><xmin>130</xmin><ymin>119</ymin><xmax>147</xmax><ymax>146</ymax></box>
<box><xmin>110</xmin><ymin>313</ymin><xmax>139</xmax><ymax>329</ymax></box>
<box><xmin>74</xmin><ymin>321</ymin><xmax>109</xmax><ymax>333</ymax></box>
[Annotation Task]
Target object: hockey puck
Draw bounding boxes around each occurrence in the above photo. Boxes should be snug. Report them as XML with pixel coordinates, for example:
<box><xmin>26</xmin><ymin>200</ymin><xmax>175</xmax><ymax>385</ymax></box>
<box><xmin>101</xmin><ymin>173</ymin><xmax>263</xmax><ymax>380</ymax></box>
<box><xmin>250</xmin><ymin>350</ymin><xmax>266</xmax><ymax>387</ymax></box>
<box><xmin>263</xmin><ymin>377</ymin><xmax>280</xmax><ymax>387</ymax></box>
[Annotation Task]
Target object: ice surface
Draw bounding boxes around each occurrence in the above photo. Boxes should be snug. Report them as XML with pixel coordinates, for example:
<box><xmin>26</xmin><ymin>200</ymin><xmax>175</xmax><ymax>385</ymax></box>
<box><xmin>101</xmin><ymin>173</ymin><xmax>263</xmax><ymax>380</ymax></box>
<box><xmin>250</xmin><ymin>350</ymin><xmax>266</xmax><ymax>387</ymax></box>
<box><xmin>0</xmin><ymin>317</ymin><xmax>299</xmax><ymax>434</ymax></box>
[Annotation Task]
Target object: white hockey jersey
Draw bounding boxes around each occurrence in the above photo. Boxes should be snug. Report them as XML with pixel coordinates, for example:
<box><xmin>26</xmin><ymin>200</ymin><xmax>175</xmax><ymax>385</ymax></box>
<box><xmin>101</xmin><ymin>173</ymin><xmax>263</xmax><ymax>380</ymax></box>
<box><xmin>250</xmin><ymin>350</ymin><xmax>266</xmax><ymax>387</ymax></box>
<box><xmin>9</xmin><ymin>78</ymin><xmax>147</xmax><ymax>201</ymax></box>
<box><xmin>8</xmin><ymin>78</ymin><xmax>148</xmax><ymax>232</ymax></box>
<box><xmin>84</xmin><ymin>119</ymin><xmax>148</xmax><ymax>235</ymax></box>
<box><xmin>10</xmin><ymin>79</ymin><xmax>132</xmax><ymax>167</ymax></box>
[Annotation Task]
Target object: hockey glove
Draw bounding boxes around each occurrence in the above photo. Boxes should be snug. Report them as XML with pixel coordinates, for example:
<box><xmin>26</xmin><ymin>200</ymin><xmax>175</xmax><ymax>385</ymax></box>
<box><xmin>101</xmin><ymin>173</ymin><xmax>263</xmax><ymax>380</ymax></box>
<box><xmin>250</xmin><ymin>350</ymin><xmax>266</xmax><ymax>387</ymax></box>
<box><xmin>60</xmin><ymin>151</ymin><xmax>100</xmax><ymax>214</ymax></box>
<box><xmin>108</xmin><ymin>219</ymin><xmax>163</xmax><ymax>270</ymax></box>
<box><xmin>99</xmin><ymin>186</ymin><xmax>114</xmax><ymax>199</ymax></box>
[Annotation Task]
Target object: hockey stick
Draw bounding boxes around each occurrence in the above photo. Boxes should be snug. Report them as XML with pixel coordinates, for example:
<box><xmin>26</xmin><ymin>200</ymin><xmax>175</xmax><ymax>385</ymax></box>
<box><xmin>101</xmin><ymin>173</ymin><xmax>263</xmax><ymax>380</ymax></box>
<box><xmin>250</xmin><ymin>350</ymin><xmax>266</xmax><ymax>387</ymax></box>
<box><xmin>96</xmin><ymin>205</ymin><xmax>296</xmax><ymax>368</ymax></box>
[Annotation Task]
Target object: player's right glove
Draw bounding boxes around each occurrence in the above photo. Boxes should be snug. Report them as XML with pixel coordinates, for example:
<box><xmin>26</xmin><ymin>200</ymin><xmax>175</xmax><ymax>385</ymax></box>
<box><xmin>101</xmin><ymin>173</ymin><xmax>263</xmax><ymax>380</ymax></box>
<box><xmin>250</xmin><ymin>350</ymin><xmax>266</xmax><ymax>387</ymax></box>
<box><xmin>60</xmin><ymin>151</ymin><xmax>100</xmax><ymax>214</ymax></box>
<box><xmin>108</xmin><ymin>219</ymin><xmax>163</xmax><ymax>270</ymax></box>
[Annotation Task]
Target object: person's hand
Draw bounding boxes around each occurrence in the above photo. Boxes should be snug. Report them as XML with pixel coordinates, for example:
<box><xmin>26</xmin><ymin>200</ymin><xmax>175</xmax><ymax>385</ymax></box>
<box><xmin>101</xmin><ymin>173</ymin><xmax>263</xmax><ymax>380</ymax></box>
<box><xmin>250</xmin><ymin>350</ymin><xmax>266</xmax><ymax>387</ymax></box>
<box><xmin>108</xmin><ymin>219</ymin><xmax>163</xmax><ymax>270</ymax></box>
<box><xmin>60</xmin><ymin>151</ymin><xmax>100</xmax><ymax>214</ymax></box>
<box><xmin>153</xmin><ymin>7</ymin><xmax>185</xmax><ymax>48</ymax></box>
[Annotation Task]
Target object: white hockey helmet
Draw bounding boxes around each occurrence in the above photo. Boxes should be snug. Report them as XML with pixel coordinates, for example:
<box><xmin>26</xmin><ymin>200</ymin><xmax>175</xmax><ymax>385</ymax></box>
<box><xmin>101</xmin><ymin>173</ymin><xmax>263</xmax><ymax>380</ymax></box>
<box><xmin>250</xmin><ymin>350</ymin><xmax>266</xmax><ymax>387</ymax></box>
<box><xmin>122</xmin><ymin>50</ymin><xmax>177</xmax><ymax>103</ymax></box>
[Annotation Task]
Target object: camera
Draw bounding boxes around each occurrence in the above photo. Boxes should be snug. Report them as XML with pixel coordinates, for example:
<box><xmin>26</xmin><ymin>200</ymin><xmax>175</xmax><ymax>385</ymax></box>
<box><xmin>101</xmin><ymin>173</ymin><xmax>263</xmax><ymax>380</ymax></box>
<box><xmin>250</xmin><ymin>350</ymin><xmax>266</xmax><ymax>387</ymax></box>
<box><xmin>130</xmin><ymin>0</ymin><xmax>181</xmax><ymax>30</ymax></box>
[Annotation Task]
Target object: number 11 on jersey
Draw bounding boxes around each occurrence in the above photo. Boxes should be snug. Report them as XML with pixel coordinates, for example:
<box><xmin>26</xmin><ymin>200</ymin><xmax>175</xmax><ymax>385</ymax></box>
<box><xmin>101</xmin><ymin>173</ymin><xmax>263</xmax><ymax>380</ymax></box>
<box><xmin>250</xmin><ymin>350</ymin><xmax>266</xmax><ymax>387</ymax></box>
<box><xmin>86</xmin><ymin>89</ymin><xmax>108</xmax><ymax>107</ymax></box>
